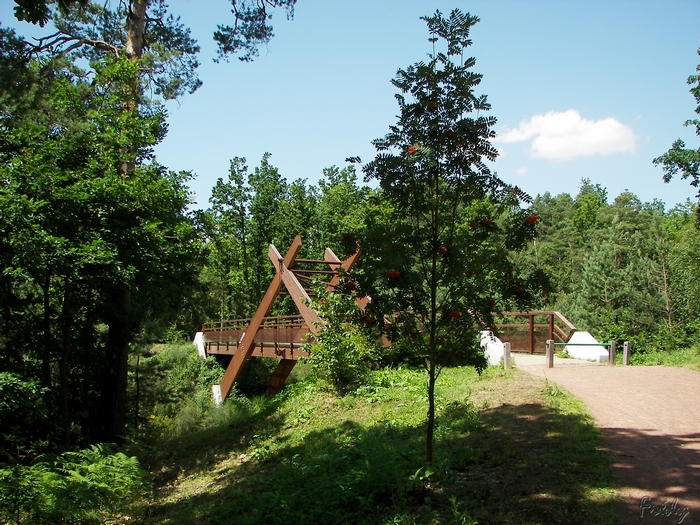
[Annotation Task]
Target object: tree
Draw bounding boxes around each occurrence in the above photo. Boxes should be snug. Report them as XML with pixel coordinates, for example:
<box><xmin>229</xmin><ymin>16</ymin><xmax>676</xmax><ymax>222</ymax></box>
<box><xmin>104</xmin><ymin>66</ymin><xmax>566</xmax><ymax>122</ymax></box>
<box><xmin>207</xmin><ymin>157</ymin><xmax>253</xmax><ymax>320</ymax></box>
<box><xmin>654</xmin><ymin>48</ymin><xmax>700</xmax><ymax>216</ymax></box>
<box><xmin>363</xmin><ymin>10</ymin><xmax>539</xmax><ymax>463</ymax></box>
<box><xmin>0</xmin><ymin>48</ymin><xmax>203</xmax><ymax>446</ymax></box>
<box><xmin>6</xmin><ymin>0</ymin><xmax>298</xmax><ymax>443</ymax></box>
<box><xmin>14</xmin><ymin>0</ymin><xmax>296</xmax><ymax>63</ymax></box>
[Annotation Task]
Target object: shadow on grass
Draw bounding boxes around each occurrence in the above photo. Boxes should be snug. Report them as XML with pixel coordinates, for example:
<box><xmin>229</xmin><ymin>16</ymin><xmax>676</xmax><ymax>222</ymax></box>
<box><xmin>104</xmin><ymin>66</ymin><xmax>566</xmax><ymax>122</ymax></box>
<box><xmin>137</xmin><ymin>397</ymin><xmax>619</xmax><ymax>524</ymax></box>
<box><xmin>600</xmin><ymin>428</ymin><xmax>700</xmax><ymax>524</ymax></box>
<box><xmin>448</xmin><ymin>402</ymin><xmax>618</xmax><ymax>524</ymax></box>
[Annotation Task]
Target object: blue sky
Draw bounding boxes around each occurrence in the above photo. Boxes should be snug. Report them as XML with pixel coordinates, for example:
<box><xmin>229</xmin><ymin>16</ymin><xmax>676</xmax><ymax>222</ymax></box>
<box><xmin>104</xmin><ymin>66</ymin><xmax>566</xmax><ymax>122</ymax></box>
<box><xmin>3</xmin><ymin>1</ymin><xmax>700</xmax><ymax>209</ymax></box>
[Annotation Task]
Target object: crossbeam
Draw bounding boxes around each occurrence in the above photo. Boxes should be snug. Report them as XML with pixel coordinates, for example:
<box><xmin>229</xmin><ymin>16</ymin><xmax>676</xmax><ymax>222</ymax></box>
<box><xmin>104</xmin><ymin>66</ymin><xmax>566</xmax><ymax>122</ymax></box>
<box><xmin>208</xmin><ymin>236</ymin><xmax>362</xmax><ymax>402</ymax></box>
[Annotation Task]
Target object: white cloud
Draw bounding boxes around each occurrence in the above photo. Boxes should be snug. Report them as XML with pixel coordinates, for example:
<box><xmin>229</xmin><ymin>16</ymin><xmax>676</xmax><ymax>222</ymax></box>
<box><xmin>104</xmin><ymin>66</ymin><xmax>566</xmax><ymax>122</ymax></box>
<box><xmin>514</xmin><ymin>167</ymin><xmax>528</xmax><ymax>176</ymax></box>
<box><xmin>494</xmin><ymin>110</ymin><xmax>637</xmax><ymax>160</ymax></box>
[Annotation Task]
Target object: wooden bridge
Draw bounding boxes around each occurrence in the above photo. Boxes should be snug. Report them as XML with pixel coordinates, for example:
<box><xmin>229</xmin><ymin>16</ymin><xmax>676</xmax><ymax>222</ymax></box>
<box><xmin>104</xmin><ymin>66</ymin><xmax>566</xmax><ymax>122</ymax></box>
<box><xmin>198</xmin><ymin>235</ymin><xmax>577</xmax><ymax>402</ymax></box>
<box><xmin>199</xmin><ymin>235</ymin><xmax>363</xmax><ymax>402</ymax></box>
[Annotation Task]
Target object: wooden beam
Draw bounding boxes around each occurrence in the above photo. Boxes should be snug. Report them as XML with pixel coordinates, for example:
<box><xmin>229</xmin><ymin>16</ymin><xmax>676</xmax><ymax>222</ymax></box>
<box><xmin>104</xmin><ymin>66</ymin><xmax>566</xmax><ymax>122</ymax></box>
<box><xmin>324</xmin><ymin>247</ymin><xmax>343</xmax><ymax>290</ymax></box>
<box><xmin>267</xmin><ymin>359</ymin><xmax>298</xmax><ymax>395</ymax></box>
<box><xmin>218</xmin><ymin>236</ymin><xmax>302</xmax><ymax>401</ymax></box>
<box><xmin>269</xmin><ymin>243</ymin><xmax>324</xmax><ymax>335</ymax></box>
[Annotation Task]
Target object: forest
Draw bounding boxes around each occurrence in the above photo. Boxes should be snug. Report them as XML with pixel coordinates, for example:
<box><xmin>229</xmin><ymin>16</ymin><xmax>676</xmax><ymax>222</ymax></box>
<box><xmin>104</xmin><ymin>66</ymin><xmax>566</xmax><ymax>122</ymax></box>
<box><xmin>1</xmin><ymin>1</ymin><xmax>699</xmax><ymax>523</ymax></box>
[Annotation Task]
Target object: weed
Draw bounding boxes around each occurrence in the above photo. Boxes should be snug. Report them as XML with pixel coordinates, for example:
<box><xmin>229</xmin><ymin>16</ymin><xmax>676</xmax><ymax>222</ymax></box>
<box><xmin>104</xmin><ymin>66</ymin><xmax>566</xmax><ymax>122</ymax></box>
<box><xmin>542</xmin><ymin>380</ymin><xmax>563</xmax><ymax>398</ymax></box>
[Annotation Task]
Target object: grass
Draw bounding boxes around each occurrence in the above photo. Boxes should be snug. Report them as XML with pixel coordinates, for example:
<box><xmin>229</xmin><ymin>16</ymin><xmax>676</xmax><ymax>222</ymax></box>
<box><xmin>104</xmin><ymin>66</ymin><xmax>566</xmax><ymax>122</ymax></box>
<box><xmin>131</xmin><ymin>365</ymin><xmax>619</xmax><ymax>525</ymax></box>
<box><xmin>628</xmin><ymin>345</ymin><xmax>700</xmax><ymax>372</ymax></box>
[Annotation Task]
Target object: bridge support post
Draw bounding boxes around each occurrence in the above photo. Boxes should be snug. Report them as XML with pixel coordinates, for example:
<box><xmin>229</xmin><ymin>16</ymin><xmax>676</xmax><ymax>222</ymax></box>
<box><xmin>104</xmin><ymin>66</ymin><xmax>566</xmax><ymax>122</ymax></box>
<box><xmin>546</xmin><ymin>340</ymin><xmax>554</xmax><ymax>368</ymax></box>
<box><xmin>608</xmin><ymin>340</ymin><xmax>616</xmax><ymax>366</ymax></box>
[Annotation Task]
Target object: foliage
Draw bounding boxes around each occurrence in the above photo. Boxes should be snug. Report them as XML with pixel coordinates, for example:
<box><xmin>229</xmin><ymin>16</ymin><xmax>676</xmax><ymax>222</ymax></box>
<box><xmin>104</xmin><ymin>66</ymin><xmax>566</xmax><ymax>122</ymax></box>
<box><xmin>0</xmin><ymin>444</ymin><xmax>143</xmax><ymax>525</ymax></box>
<box><xmin>0</xmin><ymin>374</ymin><xmax>49</xmax><ymax>462</ymax></box>
<box><xmin>654</xmin><ymin>48</ymin><xmax>700</xmax><ymax>219</ymax></box>
<box><xmin>304</xmin><ymin>286</ymin><xmax>379</xmax><ymax>391</ymax></box>
<box><xmin>214</xmin><ymin>0</ymin><xmax>297</xmax><ymax>62</ymax></box>
<box><xmin>629</xmin><ymin>344</ymin><xmax>700</xmax><ymax>371</ymax></box>
<box><xmin>362</xmin><ymin>9</ymin><xmax>541</xmax><ymax>462</ymax></box>
<box><xmin>0</xmin><ymin>54</ymin><xmax>203</xmax><ymax>445</ymax></box>
<box><xmin>127</xmin><ymin>344</ymin><xmax>225</xmax><ymax>441</ymax></box>
<box><xmin>521</xmin><ymin>177</ymin><xmax>700</xmax><ymax>358</ymax></box>
<box><xmin>136</xmin><ymin>367</ymin><xmax>617</xmax><ymax>525</ymax></box>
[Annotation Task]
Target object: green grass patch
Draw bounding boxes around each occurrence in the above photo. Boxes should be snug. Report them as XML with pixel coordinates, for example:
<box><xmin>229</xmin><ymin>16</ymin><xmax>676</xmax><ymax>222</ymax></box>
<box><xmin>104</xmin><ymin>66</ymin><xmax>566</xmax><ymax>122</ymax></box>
<box><xmin>133</xmin><ymin>366</ymin><xmax>618</xmax><ymax>524</ymax></box>
<box><xmin>628</xmin><ymin>345</ymin><xmax>700</xmax><ymax>371</ymax></box>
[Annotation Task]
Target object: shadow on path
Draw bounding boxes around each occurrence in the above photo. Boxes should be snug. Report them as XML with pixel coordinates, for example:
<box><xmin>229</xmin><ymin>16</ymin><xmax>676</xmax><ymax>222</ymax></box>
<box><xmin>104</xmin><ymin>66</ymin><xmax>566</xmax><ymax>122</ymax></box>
<box><xmin>602</xmin><ymin>427</ymin><xmax>699</xmax><ymax>524</ymax></box>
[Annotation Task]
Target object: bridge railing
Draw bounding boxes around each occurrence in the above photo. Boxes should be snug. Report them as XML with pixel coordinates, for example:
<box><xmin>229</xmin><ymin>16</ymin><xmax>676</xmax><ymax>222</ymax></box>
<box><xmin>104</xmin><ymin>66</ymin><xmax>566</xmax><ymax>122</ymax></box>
<box><xmin>493</xmin><ymin>311</ymin><xmax>576</xmax><ymax>354</ymax></box>
<box><xmin>202</xmin><ymin>314</ymin><xmax>306</xmax><ymax>333</ymax></box>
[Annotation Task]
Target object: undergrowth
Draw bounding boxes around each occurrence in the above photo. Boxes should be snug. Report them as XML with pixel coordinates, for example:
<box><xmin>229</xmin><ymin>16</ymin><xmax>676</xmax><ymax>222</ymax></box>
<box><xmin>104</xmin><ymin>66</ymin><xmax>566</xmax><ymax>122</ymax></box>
<box><xmin>628</xmin><ymin>344</ymin><xmax>700</xmax><ymax>371</ymax></box>
<box><xmin>133</xmin><ymin>365</ymin><xmax>618</xmax><ymax>525</ymax></box>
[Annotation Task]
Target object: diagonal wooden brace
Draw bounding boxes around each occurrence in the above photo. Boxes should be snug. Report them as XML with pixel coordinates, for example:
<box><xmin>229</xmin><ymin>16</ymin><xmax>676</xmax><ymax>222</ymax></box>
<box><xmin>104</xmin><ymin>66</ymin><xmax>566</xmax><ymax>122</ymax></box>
<box><xmin>269</xmin><ymin>243</ymin><xmax>324</xmax><ymax>335</ymax></box>
<box><xmin>217</xmin><ymin>236</ymin><xmax>302</xmax><ymax>401</ymax></box>
<box><xmin>326</xmin><ymin>245</ymin><xmax>369</xmax><ymax>311</ymax></box>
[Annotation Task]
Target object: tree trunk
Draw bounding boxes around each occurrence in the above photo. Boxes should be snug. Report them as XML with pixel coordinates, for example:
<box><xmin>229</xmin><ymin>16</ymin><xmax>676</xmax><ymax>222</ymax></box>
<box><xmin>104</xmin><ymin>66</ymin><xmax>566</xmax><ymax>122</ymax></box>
<box><xmin>661</xmin><ymin>257</ymin><xmax>673</xmax><ymax>330</ymax></box>
<box><xmin>101</xmin><ymin>288</ymin><xmax>131</xmax><ymax>443</ymax></box>
<box><xmin>426</xmin><ymin>359</ymin><xmax>436</xmax><ymax>464</ymax></box>
<box><xmin>59</xmin><ymin>281</ymin><xmax>73</xmax><ymax>447</ymax></box>
<box><xmin>99</xmin><ymin>0</ymin><xmax>147</xmax><ymax>441</ymax></box>
<box><xmin>41</xmin><ymin>270</ymin><xmax>52</xmax><ymax>388</ymax></box>
<box><xmin>125</xmin><ymin>0</ymin><xmax>147</xmax><ymax>60</ymax></box>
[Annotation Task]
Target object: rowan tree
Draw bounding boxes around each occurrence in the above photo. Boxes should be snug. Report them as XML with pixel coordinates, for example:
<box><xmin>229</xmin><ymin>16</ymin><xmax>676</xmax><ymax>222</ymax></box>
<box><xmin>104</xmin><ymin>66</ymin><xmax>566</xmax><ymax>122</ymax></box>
<box><xmin>363</xmin><ymin>10</ymin><xmax>541</xmax><ymax>463</ymax></box>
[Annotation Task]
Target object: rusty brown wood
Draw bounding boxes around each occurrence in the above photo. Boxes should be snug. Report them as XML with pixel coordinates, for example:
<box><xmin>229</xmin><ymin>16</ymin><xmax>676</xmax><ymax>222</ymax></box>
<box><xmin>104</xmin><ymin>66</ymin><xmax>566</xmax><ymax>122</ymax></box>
<box><xmin>218</xmin><ymin>236</ymin><xmax>303</xmax><ymax>401</ymax></box>
<box><xmin>212</xmin><ymin>236</ymin><xmax>365</xmax><ymax>402</ymax></box>
<box><xmin>498</xmin><ymin>311</ymin><xmax>576</xmax><ymax>331</ymax></box>
<box><xmin>294</xmin><ymin>258</ymin><xmax>341</xmax><ymax>265</ymax></box>
<box><xmin>269</xmin><ymin>243</ymin><xmax>324</xmax><ymax>335</ymax></box>
<box><xmin>267</xmin><ymin>359</ymin><xmax>298</xmax><ymax>395</ymax></box>
<box><xmin>494</xmin><ymin>311</ymin><xmax>576</xmax><ymax>354</ymax></box>
<box><xmin>324</xmin><ymin>247</ymin><xmax>343</xmax><ymax>290</ymax></box>
<box><xmin>292</xmin><ymin>269</ymin><xmax>338</xmax><ymax>275</ymax></box>
<box><xmin>328</xmin><ymin>246</ymin><xmax>370</xmax><ymax>310</ymax></box>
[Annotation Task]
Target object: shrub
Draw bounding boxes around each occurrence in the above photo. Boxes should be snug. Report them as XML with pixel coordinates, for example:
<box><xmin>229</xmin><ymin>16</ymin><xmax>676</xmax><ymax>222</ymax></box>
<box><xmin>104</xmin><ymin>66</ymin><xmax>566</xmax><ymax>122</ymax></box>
<box><xmin>0</xmin><ymin>373</ymin><xmax>50</xmax><ymax>460</ymax></box>
<box><xmin>303</xmin><ymin>286</ymin><xmax>379</xmax><ymax>392</ymax></box>
<box><xmin>0</xmin><ymin>444</ymin><xmax>143</xmax><ymax>524</ymax></box>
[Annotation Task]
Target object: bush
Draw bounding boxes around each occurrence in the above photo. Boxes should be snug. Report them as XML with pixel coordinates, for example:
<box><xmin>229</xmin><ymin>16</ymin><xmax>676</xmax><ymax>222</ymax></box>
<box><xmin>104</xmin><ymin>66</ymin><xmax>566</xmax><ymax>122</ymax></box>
<box><xmin>303</xmin><ymin>287</ymin><xmax>379</xmax><ymax>392</ymax></box>
<box><xmin>128</xmin><ymin>344</ymin><xmax>225</xmax><ymax>440</ymax></box>
<box><xmin>0</xmin><ymin>444</ymin><xmax>143</xmax><ymax>524</ymax></box>
<box><xmin>0</xmin><ymin>373</ymin><xmax>50</xmax><ymax>460</ymax></box>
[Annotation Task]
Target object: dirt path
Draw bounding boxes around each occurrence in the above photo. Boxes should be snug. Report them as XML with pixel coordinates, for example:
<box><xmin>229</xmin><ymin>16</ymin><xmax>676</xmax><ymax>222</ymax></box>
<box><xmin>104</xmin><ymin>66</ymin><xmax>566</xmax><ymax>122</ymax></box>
<box><xmin>517</xmin><ymin>360</ymin><xmax>700</xmax><ymax>524</ymax></box>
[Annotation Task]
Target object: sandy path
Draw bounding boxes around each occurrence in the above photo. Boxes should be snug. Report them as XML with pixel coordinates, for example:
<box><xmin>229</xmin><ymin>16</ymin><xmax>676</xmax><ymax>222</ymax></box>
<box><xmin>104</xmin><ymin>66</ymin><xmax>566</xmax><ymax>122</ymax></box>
<box><xmin>517</xmin><ymin>361</ymin><xmax>700</xmax><ymax>524</ymax></box>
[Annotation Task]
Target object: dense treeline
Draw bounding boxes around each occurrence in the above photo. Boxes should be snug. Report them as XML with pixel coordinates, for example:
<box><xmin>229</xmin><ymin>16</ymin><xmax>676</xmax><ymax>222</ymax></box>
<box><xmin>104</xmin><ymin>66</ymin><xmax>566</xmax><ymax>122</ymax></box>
<box><xmin>523</xmin><ymin>181</ymin><xmax>699</xmax><ymax>349</ymax></box>
<box><xmin>199</xmin><ymin>172</ymin><xmax>700</xmax><ymax>352</ymax></box>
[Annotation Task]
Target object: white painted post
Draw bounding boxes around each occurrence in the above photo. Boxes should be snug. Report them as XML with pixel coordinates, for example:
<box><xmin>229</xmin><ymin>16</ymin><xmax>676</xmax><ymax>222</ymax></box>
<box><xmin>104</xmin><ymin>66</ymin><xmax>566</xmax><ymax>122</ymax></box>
<box><xmin>546</xmin><ymin>340</ymin><xmax>554</xmax><ymax>368</ymax></box>
<box><xmin>504</xmin><ymin>342</ymin><xmax>511</xmax><ymax>370</ymax></box>
<box><xmin>609</xmin><ymin>340</ymin><xmax>616</xmax><ymax>366</ymax></box>
<box><xmin>212</xmin><ymin>384</ymin><xmax>223</xmax><ymax>406</ymax></box>
<box><xmin>623</xmin><ymin>341</ymin><xmax>630</xmax><ymax>366</ymax></box>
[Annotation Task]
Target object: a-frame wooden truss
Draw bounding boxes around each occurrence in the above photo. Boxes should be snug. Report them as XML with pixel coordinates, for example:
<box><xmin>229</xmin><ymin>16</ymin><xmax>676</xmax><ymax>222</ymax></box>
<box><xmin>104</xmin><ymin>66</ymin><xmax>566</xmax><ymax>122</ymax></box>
<box><xmin>200</xmin><ymin>236</ymin><xmax>362</xmax><ymax>402</ymax></box>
